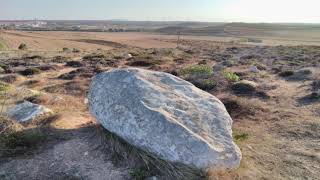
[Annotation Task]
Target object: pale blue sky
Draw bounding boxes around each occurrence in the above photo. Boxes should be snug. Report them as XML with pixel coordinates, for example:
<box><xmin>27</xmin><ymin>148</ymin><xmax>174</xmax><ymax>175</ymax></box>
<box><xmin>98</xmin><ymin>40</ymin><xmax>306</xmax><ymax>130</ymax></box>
<box><xmin>1</xmin><ymin>0</ymin><xmax>319</xmax><ymax>23</ymax></box>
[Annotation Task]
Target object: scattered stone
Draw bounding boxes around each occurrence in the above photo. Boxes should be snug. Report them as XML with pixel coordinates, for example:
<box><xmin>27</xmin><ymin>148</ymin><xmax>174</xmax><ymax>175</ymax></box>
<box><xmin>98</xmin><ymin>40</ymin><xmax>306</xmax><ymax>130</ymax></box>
<box><xmin>231</xmin><ymin>80</ymin><xmax>258</xmax><ymax>94</ymax></box>
<box><xmin>126</xmin><ymin>54</ymin><xmax>133</xmax><ymax>60</ymax></box>
<box><xmin>249</xmin><ymin>66</ymin><xmax>260</xmax><ymax>73</ymax></box>
<box><xmin>0</xmin><ymin>67</ymin><xmax>4</xmax><ymax>74</ymax></box>
<box><xmin>89</xmin><ymin>68</ymin><xmax>241</xmax><ymax>170</ymax></box>
<box><xmin>7</xmin><ymin>101</ymin><xmax>53</xmax><ymax>122</ymax></box>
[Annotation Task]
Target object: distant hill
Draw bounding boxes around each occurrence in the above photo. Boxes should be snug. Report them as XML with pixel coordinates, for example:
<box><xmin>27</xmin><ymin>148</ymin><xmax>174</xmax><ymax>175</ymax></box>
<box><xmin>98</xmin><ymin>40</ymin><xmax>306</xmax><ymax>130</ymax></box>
<box><xmin>154</xmin><ymin>22</ymin><xmax>320</xmax><ymax>37</ymax></box>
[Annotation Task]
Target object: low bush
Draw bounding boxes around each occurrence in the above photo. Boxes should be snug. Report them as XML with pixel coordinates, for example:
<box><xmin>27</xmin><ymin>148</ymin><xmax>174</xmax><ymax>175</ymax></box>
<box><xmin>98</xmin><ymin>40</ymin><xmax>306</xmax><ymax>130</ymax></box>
<box><xmin>233</xmin><ymin>132</ymin><xmax>249</xmax><ymax>143</ymax></box>
<box><xmin>222</xmin><ymin>71</ymin><xmax>240</xmax><ymax>82</ymax></box>
<box><xmin>72</xmin><ymin>48</ymin><xmax>80</xmax><ymax>53</ymax></box>
<box><xmin>0</xmin><ymin>81</ymin><xmax>11</xmax><ymax>92</ymax></box>
<box><xmin>0</xmin><ymin>130</ymin><xmax>47</xmax><ymax>156</ymax></box>
<box><xmin>20</xmin><ymin>67</ymin><xmax>42</xmax><ymax>76</ymax></box>
<box><xmin>83</xmin><ymin>54</ymin><xmax>106</xmax><ymax>60</ymax></box>
<box><xmin>180</xmin><ymin>65</ymin><xmax>213</xmax><ymax>77</ymax></box>
<box><xmin>62</xmin><ymin>47</ymin><xmax>70</xmax><ymax>52</ymax></box>
<box><xmin>0</xmin><ymin>75</ymin><xmax>19</xmax><ymax>84</ymax></box>
<box><xmin>191</xmin><ymin>79</ymin><xmax>217</xmax><ymax>91</ymax></box>
<box><xmin>311</xmin><ymin>79</ymin><xmax>320</xmax><ymax>97</ymax></box>
<box><xmin>18</xmin><ymin>43</ymin><xmax>27</xmax><ymax>50</ymax></box>
<box><xmin>101</xmin><ymin>127</ymin><xmax>205</xmax><ymax>180</ymax></box>
<box><xmin>279</xmin><ymin>70</ymin><xmax>294</xmax><ymax>77</ymax></box>
<box><xmin>65</xmin><ymin>61</ymin><xmax>85</xmax><ymax>67</ymax></box>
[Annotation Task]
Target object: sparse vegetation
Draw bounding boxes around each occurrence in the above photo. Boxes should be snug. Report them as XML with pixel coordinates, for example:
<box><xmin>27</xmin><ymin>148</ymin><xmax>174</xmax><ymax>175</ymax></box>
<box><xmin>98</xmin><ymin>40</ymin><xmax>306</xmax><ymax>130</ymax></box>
<box><xmin>311</xmin><ymin>79</ymin><xmax>320</xmax><ymax>98</ymax></box>
<box><xmin>102</xmin><ymin>128</ymin><xmax>205</xmax><ymax>180</ymax></box>
<box><xmin>62</xmin><ymin>47</ymin><xmax>70</xmax><ymax>52</ymax></box>
<box><xmin>279</xmin><ymin>70</ymin><xmax>294</xmax><ymax>77</ymax></box>
<box><xmin>20</xmin><ymin>67</ymin><xmax>42</xmax><ymax>76</ymax></box>
<box><xmin>222</xmin><ymin>71</ymin><xmax>240</xmax><ymax>82</ymax></box>
<box><xmin>0</xmin><ymin>129</ymin><xmax>48</xmax><ymax>156</ymax></box>
<box><xmin>72</xmin><ymin>48</ymin><xmax>80</xmax><ymax>53</ymax></box>
<box><xmin>0</xmin><ymin>28</ymin><xmax>319</xmax><ymax>179</ymax></box>
<box><xmin>0</xmin><ymin>81</ymin><xmax>11</xmax><ymax>93</ymax></box>
<box><xmin>192</xmin><ymin>79</ymin><xmax>217</xmax><ymax>91</ymax></box>
<box><xmin>180</xmin><ymin>64</ymin><xmax>213</xmax><ymax>77</ymax></box>
<box><xmin>66</xmin><ymin>61</ymin><xmax>85</xmax><ymax>67</ymax></box>
<box><xmin>0</xmin><ymin>74</ymin><xmax>21</xmax><ymax>84</ymax></box>
<box><xmin>0</xmin><ymin>41</ymin><xmax>7</xmax><ymax>51</ymax></box>
<box><xmin>130</xmin><ymin>167</ymin><xmax>151</xmax><ymax>180</ymax></box>
<box><xmin>233</xmin><ymin>132</ymin><xmax>249</xmax><ymax>142</ymax></box>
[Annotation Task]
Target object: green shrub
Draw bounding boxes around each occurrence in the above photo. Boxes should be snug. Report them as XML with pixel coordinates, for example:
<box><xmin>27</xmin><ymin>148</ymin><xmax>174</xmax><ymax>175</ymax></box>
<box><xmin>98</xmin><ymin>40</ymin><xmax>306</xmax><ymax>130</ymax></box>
<box><xmin>20</xmin><ymin>67</ymin><xmax>42</xmax><ymax>76</ymax></box>
<box><xmin>0</xmin><ymin>81</ymin><xmax>11</xmax><ymax>92</ymax></box>
<box><xmin>192</xmin><ymin>79</ymin><xmax>217</xmax><ymax>91</ymax></box>
<box><xmin>180</xmin><ymin>65</ymin><xmax>213</xmax><ymax>77</ymax></box>
<box><xmin>62</xmin><ymin>47</ymin><xmax>70</xmax><ymax>52</ymax></box>
<box><xmin>18</xmin><ymin>43</ymin><xmax>27</xmax><ymax>50</ymax></box>
<box><xmin>222</xmin><ymin>71</ymin><xmax>240</xmax><ymax>82</ymax></box>
<box><xmin>233</xmin><ymin>132</ymin><xmax>249</xmax><ymax>142</ymax></box>
<box><xmin>0</xmin><ymin>41</ymin><xmax>6</xmax><ymax>51</ymax></box>
<box><xmin>72</xmin><ymin>48</ymin><xmax>80</xmax><ymax>53</ymax></box>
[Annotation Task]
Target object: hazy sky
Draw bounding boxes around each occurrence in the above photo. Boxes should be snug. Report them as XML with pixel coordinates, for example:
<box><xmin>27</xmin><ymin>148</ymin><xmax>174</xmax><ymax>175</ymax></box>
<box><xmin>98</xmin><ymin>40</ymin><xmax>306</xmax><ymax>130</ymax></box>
<box><xmin>1</xmin><ymin>0</ymin><xmax>319</xmax><ymax>23</ymax></box>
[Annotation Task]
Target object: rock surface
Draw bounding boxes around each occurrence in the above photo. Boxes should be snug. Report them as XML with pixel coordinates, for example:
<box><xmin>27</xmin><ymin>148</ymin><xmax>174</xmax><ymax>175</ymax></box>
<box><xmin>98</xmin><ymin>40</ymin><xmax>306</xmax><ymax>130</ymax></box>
<box><xmin>8</xmin><ymin>101</ymin><xmax>53</xmax><ymax>122</ymax></box>
<box><xmin>89</xmin><ymin>68</ymin><xmax>241</xmax><ymax>170</ymax></box>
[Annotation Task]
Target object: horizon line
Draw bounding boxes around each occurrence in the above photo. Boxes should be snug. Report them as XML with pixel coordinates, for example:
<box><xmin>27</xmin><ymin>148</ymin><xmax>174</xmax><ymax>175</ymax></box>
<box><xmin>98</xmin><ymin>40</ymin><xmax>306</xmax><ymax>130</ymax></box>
<box><xmin>0</xmin><ymin>19</ymin><xmax>320</xmax><ymax>25</ymax></box>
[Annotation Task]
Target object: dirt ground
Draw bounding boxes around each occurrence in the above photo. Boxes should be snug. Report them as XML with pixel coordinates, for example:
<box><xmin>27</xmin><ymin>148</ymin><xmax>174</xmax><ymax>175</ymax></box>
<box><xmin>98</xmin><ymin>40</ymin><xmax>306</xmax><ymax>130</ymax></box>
<box><xmin>0</xmin><ymin>34</ymin><xmax>319</xmax><ymax>180</ymax></box>
<box><xmin>2</xmin><ymin>30</ymin><xmax>320</xmax><ymax>53</ymax></box>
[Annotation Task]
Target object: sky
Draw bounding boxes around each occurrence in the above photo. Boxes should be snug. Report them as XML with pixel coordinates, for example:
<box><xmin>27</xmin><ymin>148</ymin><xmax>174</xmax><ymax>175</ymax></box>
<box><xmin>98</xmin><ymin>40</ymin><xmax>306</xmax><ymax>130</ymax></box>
<box><xmin>1</xmin><ymin>0</ymin><xmax>319</xmax><ymax>23</ymax></box>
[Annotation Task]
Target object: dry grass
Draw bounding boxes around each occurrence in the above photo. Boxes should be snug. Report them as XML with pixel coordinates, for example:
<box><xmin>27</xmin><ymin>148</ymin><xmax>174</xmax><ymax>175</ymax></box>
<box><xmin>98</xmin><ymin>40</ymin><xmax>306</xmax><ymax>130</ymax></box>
<box><xmin>97</xmin><ymin>126</ymin><xmax>205</xmax><ymax>180</ymax></box>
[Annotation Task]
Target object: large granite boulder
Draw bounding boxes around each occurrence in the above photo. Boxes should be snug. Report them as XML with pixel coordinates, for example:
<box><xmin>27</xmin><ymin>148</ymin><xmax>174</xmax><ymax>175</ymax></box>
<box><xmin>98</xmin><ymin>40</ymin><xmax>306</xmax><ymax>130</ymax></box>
<box><xmin>89</xmin><ymin>68</ymin><xmax>241</xmax><ymax>170</ymax></box>
<box><xmin>8</xmin><ymin>101</ymin><xmax>53</xmax><ymax>122</ymax></box>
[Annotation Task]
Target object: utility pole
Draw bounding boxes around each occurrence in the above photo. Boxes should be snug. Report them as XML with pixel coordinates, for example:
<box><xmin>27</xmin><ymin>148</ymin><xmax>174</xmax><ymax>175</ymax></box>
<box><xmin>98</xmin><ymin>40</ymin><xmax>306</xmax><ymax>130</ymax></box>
<box><xmin>176</xmin><ymin>31</ymin><xmax>181</xmax><ymax>49</ymax></box>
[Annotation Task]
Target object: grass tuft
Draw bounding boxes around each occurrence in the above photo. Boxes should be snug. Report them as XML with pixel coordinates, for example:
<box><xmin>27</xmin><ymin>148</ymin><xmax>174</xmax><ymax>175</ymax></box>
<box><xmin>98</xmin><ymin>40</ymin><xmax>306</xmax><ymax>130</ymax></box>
<box><xmin>18</xmin><ymin>43</ymin><xmax>27</xmax><ymax>50</ymax></box>
<box><xmin>222</xmin><ymin>71</ymin><xmax>240</xmax><ymax>82</ymax></box>
<box><xmin>20</xmin><ymin>67</ymin><xmax>42</xmax><ymax>76</ymax></box>
<box><xmin>0</xmin><ymin>82</ymin><xmax>11</xmax><ymax>93</ymax></box>
<box><xmin>0</xmin><ymin>125</ymin><xmax>48</xmax><ymax>156</ymax></box>
<box><xmin>180</xmin><ymin>65</ymin><xmax>213</xmax><ymax>77</ymax></box>
<box><xmin>99</xmin><ymin>127</ymin><xmax>205</xmax><ymax>180</ymax></box>
<box><xmin>233</xmin><ymin>132</ymin><xmax>249</xmax><ymax>142</ymax></box>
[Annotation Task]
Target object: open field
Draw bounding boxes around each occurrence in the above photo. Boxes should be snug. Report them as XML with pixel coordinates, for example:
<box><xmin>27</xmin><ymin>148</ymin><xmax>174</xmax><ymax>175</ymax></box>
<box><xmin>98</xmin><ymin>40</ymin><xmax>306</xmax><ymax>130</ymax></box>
<box><xmin>2</xmin><ymin>25</ymin><xmax>320</xmax><ymax>53</ymax></box>
<box><xmin>0</xmin><ymin>29</ymin><xmax>320</xmax><ymax>179</ymax></box>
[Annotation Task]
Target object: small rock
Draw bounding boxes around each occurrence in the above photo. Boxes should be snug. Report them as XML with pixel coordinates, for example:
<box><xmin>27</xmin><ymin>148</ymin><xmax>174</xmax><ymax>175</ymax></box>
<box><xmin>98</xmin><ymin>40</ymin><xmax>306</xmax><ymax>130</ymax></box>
<box><xmin>8</xmin><ymin>101</ymin><xmax>53</xmax><ymax>122</ymax></box>
<box><xmin>249</xmin><ymin>66</ymin><xmax>260</xmax><ymax>73</ymax></box>
<box><xmin>126</xmin><ymin>54</ymin><xmax>133</xmax><ymax>59</ymax></box>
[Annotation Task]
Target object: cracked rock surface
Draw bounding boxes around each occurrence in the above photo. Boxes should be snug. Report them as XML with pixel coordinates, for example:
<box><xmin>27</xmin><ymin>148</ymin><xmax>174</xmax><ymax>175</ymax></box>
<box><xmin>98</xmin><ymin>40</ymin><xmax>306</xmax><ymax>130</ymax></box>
<box><xmin>89</xmin><ymin>68</ymin><xmax>241</xmax><ymax>170</ymax></box>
